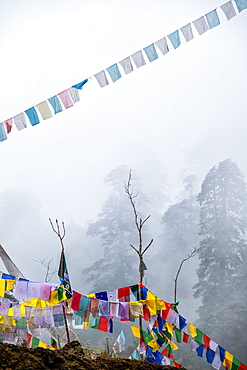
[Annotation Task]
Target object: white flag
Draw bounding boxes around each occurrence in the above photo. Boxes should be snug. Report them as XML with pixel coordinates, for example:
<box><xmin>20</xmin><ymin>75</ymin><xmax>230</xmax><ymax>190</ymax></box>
<box><xmin>193</xmin><ymin>16</ymin><xmax>209</xmax><ymax>35</ymax></box>
<box><xmin>221</xmin><ymin>1</ymin><xmax>237</xmax><ymax>20</ymax></box>
<box><xmin>94</xmin><ymin>70</ymin><xmax>109</xmax><ymax>87</ymax></box>
<box><xmin>119</xmin><ymin>57</ymin><xmax>133</xmax><ymax>74</ymax></box>
<box><xmin>155</xmin><ymin>37</ymin><xmax>169</xmax><ymax>55</ymax></box>
<box><xmin>131</xmin><ymin>50</ymin><xmax>146</xmax><ymax>68</ymax></box>
<box><xmin>180</xmin><ymin>23</ymin><xmax>193</xmax><ymax>42</ymax></box>
<box><xmin>13</xmin><ymin>112</ymin><xmax>27</xmax><ymax>131</ymax></box>
<box><xmin>212</xmin><ymin>353</ymin><xmax>222</xmax><ymax>370</ymax></box>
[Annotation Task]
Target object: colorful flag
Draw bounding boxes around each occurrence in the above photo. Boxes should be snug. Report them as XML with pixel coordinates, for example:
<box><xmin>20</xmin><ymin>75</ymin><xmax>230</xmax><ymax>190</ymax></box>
<box><xmin>58</xmin><ymin>249</ymin><xmax>72</xmax><ymax>298</ymax></box>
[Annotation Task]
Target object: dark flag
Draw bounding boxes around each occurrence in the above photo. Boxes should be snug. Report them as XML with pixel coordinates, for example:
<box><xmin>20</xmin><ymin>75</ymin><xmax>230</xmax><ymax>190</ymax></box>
<box><xmin>58</xmin><ymin>249</ymin><xmax>72</xmax><ymax>298</ymax></box>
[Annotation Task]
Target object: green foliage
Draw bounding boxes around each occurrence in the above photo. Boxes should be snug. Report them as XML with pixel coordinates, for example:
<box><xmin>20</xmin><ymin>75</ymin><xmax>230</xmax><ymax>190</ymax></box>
<box><xmin>194</xmin><ymin>159</ymin><xmax>247</xmax><ymax>363</ymax></box>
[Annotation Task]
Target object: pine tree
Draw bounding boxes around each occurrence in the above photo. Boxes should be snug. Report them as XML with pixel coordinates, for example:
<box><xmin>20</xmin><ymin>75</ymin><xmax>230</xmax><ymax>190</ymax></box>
<box><xmin>194</xmin><ymin>159</ymin><xmax>247</xmax><ymax>363</ymax></box>
<box><xmin>82</xmin><ymin>166</ymin><xmax>150</xmax><ymax>292</ymax></box>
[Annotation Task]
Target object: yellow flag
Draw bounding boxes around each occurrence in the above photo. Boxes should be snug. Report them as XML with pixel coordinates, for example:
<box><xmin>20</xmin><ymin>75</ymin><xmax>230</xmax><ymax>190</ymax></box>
<box><xmin>147</xmin><ymin>339</ymin><xmax>160</xmax><ymax>352</ymax></box>
<box><xmin>130</xmin><ymin>325</ymin><xmax>141</xmax><ymax>338</ymax></box>
<box><xmin>39</xmin><ymin>340</ymin><xmax>48</xmax><ymax>348</ymax></box>
<box><xmin>5</xmin><ymin>280</ymin><xmax>15</xmax><ymax>292</ymax></box>
<box><xmin>189</xmin><ymin>323</ymin><xmax>197</xmax><ymax>338</ymax></box>
<box><xmin>156</xmin><ymin>297</ymin><xmax>166</xmax><ymax>311</ymax></box>
<box><xmin>169</xmin><ymin>340</ymin><xmax>178</xmax><ymax>350</ymax></box>
<box><xmin>0</xmin><ymin>279</ymin><xmax>5</xmax><ymax>297</ymax></box>
<box><xmin>165</xmin><ymin>321</ymin><xmax>174</xmax><ymax>335</ymax></box>
<box><xmin>223</xmin><ymin>351</ymin><xmax>233</xmax><ymax>368</ymax></box>
<box><xmin>146</xmin><ymin>291</ymin><xmax>156</xmax><ymax>316</ymax></box>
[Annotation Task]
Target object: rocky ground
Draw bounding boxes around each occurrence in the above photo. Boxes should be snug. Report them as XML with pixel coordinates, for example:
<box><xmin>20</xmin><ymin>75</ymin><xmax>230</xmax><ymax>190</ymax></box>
<box><xmin>0</xmin><ymin>341</ymin><xmax>179</xmax><ymax>370</ymax></box>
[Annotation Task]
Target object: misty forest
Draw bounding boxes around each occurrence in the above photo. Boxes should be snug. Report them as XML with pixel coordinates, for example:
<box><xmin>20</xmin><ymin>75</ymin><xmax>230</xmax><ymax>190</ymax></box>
<box><xmin>0</xmin><ymin>158</ymin><xmax>247</xmax><ymax>368</ymax></box>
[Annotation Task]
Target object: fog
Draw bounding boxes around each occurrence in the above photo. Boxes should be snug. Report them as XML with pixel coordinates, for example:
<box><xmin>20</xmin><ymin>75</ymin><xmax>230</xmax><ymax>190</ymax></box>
<box><xmin>0</xmin><ymin>0</ymin><xmax>246</xmax><ymax>329</ymax></box>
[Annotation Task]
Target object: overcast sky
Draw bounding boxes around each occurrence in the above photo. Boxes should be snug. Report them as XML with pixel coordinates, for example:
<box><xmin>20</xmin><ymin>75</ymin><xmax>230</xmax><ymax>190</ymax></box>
<box><xmin>0</xmin><ymin>0</ymin><xmax>246</xmax><ymax>228</ymax></box>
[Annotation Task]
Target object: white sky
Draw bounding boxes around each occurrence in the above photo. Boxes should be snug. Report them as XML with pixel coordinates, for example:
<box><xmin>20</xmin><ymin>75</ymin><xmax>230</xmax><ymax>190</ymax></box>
<box><xmin>0</xmin><ymin>0</ymin><xmax>246</xmax><ymax>227</ymax></box>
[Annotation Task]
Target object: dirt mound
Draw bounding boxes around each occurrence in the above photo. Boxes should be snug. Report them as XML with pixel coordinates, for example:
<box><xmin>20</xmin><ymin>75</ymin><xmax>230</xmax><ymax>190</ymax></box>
<box><xmin>0</xmin><ymin>341</ymin><xmax>178</xmax><ymax>370</ymax></box>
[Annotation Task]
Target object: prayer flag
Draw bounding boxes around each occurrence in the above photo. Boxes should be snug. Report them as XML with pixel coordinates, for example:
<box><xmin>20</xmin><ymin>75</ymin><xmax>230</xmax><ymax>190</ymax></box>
<box><xmin>0</xmin><ymin>123</ymin><xmax>7</xmax><ymax>142</ymax></box>
<box><xmin>205</xmin><ymin>9</ymin><xmax>220</xmax><ymax>29</ymax></box>
<box><xmin>231</xmin><ymin>357</ymin><xmax>241</xmax><ymax>370</ymax></box>
<box><xmin>71</xmin><ymin>291</ymin><xmax>82</xmax><ymax>311</ymax></box>
<box><xmin>189</xmin><ymin>323</ymin><xmax>197</xmax><ymax>337</ymax></box>
<box><xmin>190</xmin><ymin>337</ymin><xmax>200</xmax><ymax>352</ymax></box>
<box><xmin>169</xmin><ymin>340</ymin><xmax>178</xmax><ymax>351</ymax></box>
<box><xmin>155</xmin><ymin>37</ymin><xmax>169</xmax><ymax>55</ymax></box>
<box><xmin>48</xmin><ymin>96</ymin><xmax>63</xmax><ymax>114</ymax></box>
<box><xmin>58</xmin><ymin>90</ymin><xmax>74</xmax><ymax>109</ymax></box>
<box><xmin>25</xmin><ymin>107</ymin><xmax>40</xmax><ymax>126</ymax></box>
<box><xmin>219</xmin><ymin>346</ymin><xmax>226</xmax><ymax>362</ymax></box>
<box><xmin>131</xmin><ymin>50</ymin><xmax>146</xmax><ymax>68</ymax></box>
<box><xmin>180</xmin><ymin>23</ymin><xmax>193</xmax><ymax>41</ymax></box>
<box><xmin>95</xmin><ymin>291</ymin><xmax>107</xmax><ymax>301</ymax></box>
<box><xmin>203</xmin><ymin>334</ymin><xmax>210</xmax><ymax>349</ymax></box>
<box><xmin>98</xmin><ymin>317</ymin><xmax>109</xmax><ymax>332</ymax></box>
<box><xmin>174</xmin><ymin>327</ymin><xmax>182</xmax><ymax>343</ymax></box>
<box><xmin>212</xmin><ymin>352</ymin><xmax>221</xmax><ymax>370</ymax></box>
<box><xmin>94</xmin><ymin>70</ymin><xmax>109</xmax><ymax>87</ymax></box>
<box><xmin>58</xmin><ymin>249</ymin><xmax>72</xmax><ymax>298</ymax></box>
<box><xmin>206</xmin><ymin>348</ymin><xmax>216</xmax><ymax>364</ymax></box>
<box><xmin>36</xmin><ymin>101</ymin><xmax>53</xmax><ymax>120</ymax></box>
<box><xmin>221</xmin><ymin>1</ymin><xmax>237</xmax><ymax>20</ymax></box>
<box><xmin>119</xmin><ymin>57</ymin><xmax>133</xmax><ymax>74</ymax></box>
<box><xmin>118</xmin><ymin>286</ymin><xmax>130</xmax><ymax>299</ymax></box>
<box><xmin>130</xmin><ymin>325</ymin><xmax>141</xmax><ymax>338</ymax></box>
<box><xmin>167</xmin><ymin>30</ymin><xmax>181</xmax><ymax>49</ymax></box>
<box><xmin>31</xmin><ymin>337</ymin><xmax>40</xmax><ymax>348</ymax></box>
<box><xmin>179</xmin><ymin>315</ymin><xmax>187</xmax><ymax>330</ymax></box>
<box><xmin>13</xmin><ymin>112</ymin><xmax>27</xmax><ymax>131</ymax></box>
<box><xmin>131</xmin><ymin>349</ymin><xmax>139</xmax><ymax>360</ymax></box>
<box><xmin>234</xmin><ymin>0</ymin><xmax>247</xmax><ymax>12</ymax></box>
<box><xmin>193</xmin><ymin>16</ymin><xmax>209</xmax><ymax>35</ymax></box>
<box><xmin>196</xmin><ymin>344</ymin><xmax>204</xmax><ymax>358</ymax></box>
<box><xmin>72</xmin><ymin>79</ymin><xmax>88</xmax><ymax>89</ymax></box>
<box><xmin>143</xmin><ymin>43</ymin><xmax>158</xmax><ymax>62</ymax></box>
<box><xmin>4</xmin><ymin>118</ymin><xmax>13</xmax><ymax>134</ymax></box>
<box><xmin>195</xmin><ymin>328</ymin><xmax>204</xmax><ymax>345</ymax></box>
<box><xmin>223</xmin><ymin>351</ymin><xmax>234</xmax><ymax>368</ymax></box>
<box><xmin>106</xmin><ymin>63</ymin><xmax>122</xmax><ymax>82</ymax></box>
<box><xmin>68</xmin><ymin>87</ymin><xmax>80</xmax><ymax>103</ymax></box>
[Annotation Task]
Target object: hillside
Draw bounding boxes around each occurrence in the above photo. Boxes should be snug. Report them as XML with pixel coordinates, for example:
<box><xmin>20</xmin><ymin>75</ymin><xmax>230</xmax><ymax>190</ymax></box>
<box><xmin>0</xmin><ymin>341</ymin><xmax>179</xmax><ymax>370</ymax></box>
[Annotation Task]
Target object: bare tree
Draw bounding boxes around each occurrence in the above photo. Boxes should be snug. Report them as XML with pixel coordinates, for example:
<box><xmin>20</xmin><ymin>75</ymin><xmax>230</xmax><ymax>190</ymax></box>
<box><xmin>33</xmin><ymin>257</ymin><xmax>57</xmax><ymax>282</ymax></box>
<box><xmin>124</xmin><ymin>170</ymin><xmax>153</xmax><ymax>284</ymax></box>
<box><xmin>124</xmin><ymin>170</ymin><xmax>153</xmax><ymax>360</ymax></box>
<box><xmin>174</xmin><ymin>247</ymin><xmax>197</xmax><ymax>303</ymax></box>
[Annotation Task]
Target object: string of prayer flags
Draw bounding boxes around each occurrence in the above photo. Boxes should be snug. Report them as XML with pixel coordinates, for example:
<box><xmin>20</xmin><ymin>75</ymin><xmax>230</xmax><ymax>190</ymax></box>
<box><xmin>1</xmin><ymin>1</ymin><xmax>247</xmax><ymax>144</ymax></box>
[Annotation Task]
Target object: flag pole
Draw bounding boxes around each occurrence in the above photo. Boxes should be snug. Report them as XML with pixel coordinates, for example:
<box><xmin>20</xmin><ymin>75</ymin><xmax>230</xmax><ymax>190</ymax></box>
<box><xmin>49</xmin><ymin>218</ymin><xmax>71</xmax><ymax>345</ymax></box>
